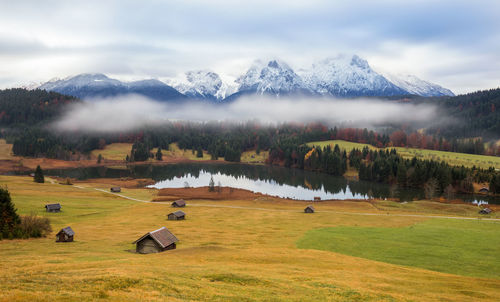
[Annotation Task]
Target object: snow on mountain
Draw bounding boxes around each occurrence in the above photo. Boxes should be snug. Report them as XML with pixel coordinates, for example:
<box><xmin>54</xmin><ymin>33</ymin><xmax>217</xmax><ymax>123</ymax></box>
<box><xmin>235</xmin><ymin>60</ymin><xmax>311</xmax><ymax>96</ymax></box>
<box><xmin>383</xmin><ymin>73</ymin><xmax>454</xmax><ymax>97</ymax></box>
<box><xmin>39</xmin><ymin>74</ymin><xmax>186</xmax><ymax>102</ymax></box>
<box><xmin>37</xmin><ymin>56</ymin><xmax>455</xmax><ymax>103</ymax></box>
<box><xmin>170</xmin><ymin>70</ymin><xmax>236</xmax><ymax>101</ymax></box>
<box><xmin>300</xmin><ymin>55</ymin><xmax>407</xmax><ymax>97</ymax></box>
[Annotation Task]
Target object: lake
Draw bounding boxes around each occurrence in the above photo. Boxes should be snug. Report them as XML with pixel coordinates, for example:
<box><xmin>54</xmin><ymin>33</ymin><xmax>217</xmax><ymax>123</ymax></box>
<box><xmin>40</xmin><ymin>162</ymin><xmax>499</xmax><ymax>204</ymax></box>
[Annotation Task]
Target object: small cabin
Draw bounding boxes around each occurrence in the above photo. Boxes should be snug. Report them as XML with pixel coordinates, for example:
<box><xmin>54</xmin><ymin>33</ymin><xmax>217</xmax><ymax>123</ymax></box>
<box><xmin>56</xmin><ymin>226</ymin><xmax>74</xmax><ymax>242</ymax></box>
<box><xmin>479</xmin><ymin>187</ymin><xmax>489</xmax><ymax>193</ymax></box>
<box><xmin>314</xmin><ymin>196</ymin><xmax>321</xmax><ymax>202</ymax></box>
<box><xmin>133</xmin><ymin>227</ymin><xmax>178</xmax><ymax>254</ymax></box>
<box><xmin>479</xmin><ymin>208</ymin><xmax>492</xmax><ymax>215</ymax></box>
<box><xmin>304</xmin><ymin>205</ymin><xmax>315</xmax><ymax>213</ymax></box>
<box><xmin>45</xmin><ymin>203</ymin><xmax>61</xmax><ymax>213</ymax></box>
<box><xmin>110</xmin><ymin>187</ymin><xmax>121</xmax><ymax>193</ymax></box>
<box><xmin>167</xmin><ymin>210</ymin><xmax>186</xmax><ymax>220</ymax></box>
<box><xmin>171</xmin><ymin>199</ymin><xmax>186</xmax><ymax>207</ymax></box>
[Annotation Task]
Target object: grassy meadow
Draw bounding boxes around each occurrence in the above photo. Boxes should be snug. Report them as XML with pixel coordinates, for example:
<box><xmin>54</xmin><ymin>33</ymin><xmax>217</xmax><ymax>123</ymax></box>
<box><xmin>308</xmin><ymin>140</ymin><xmax>500</xmax><ymax>169</ymax></box>
<box><xmin>90</xmin><ymin>142</ymin><xmax>265</xmax><ymax>165</ymax></box>
<box><xmin>0</xmin><ymin>175</ymin><xmax>499</xmax><ymax>301</ymax></box>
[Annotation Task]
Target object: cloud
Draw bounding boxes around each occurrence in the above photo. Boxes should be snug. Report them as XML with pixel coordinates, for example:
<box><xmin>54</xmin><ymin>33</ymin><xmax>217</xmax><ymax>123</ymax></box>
<box><xmin>1</xmin><ymin>0</ymin><xmax>499</xmax><ymax>93</ymax></box>
<box><xmin>51</xmin><ymin>95</ymin><xmax>441</xmax><ymax>133</ymax></box>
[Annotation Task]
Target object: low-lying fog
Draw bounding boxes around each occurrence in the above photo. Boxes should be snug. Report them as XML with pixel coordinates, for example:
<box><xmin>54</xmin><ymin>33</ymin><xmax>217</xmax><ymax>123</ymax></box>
<box><xmin>51</xmin><ymin>94</ymin><xmax>442</xmax><ymax>133</ymax></box>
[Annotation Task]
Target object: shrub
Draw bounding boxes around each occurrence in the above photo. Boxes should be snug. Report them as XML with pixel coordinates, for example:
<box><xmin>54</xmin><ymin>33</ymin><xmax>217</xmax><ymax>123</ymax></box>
<box><xmin>19</xmin><ymin>214</ymin><xmax>52</xmax><ymax>238</ymax></box>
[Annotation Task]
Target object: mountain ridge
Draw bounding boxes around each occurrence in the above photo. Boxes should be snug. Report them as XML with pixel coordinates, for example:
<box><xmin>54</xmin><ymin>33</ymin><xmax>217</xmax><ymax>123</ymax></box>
<box><xmin>38</xmin><ymin>56</ymin><xmax>454</xmax><ymax>102</ymax></box>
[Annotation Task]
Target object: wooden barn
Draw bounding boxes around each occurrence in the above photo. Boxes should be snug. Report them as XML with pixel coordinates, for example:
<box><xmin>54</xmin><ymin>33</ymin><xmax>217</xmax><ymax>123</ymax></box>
<box><xmin>171</xmin><ymin>199</ymin><xmax>186</xmax><ymax>207</ymax></box>
<box><xmin>56</xmin><ymin>226</ymin><xmax>74</xmax><ymax>242</ymax></box>
<box><xmin>110</xmin><ymin>187</ymin><xmax>121</xmax><ymax>193</ymax></box>
<box><xmin>314</xmin><ymin>196</ymin><xmax>321</xmax><ymax>201</ymax></box>
<box><xmin>479</xmin><ymin>208</ymin><xmax>492</xmax><ymax>214</ymax></box>
<box><xmin>167</xmin><ymin>210</ymin><xmax>185</xmax><ymax>220</ymax></box>
<box><xmin>133</xmin><ymin>227</ymin><xmax>178</xmax><ymax>254</ymax></box>
<box><xmin>304</xmin><ymin>205</ymin><xmax>315</xmax><ymax>213</ymax></box>
<box><xmin>45</xmin><ymin>203</ymin><xmax>61</xmax><ymax>213</ymax></box>
<box><xmin>479</xmin><ymin>187</ymin><xmax>489</xmax><ymax>193</ymax></box>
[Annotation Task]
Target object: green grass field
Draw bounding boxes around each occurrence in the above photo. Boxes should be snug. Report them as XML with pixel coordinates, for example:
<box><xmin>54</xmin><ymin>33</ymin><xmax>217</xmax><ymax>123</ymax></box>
<box><xmin>1</xmin><ymin>175</ymin><xmax>499</xmax><ymax>301</ymax></box>
<box><xmin>90</xmin><ymin>143</ymin><xmax>132</xmax><ymax>161</ymax></box>
<box><xmin>308</xmin><ymin>140</ymin><xmax>500</xmax><ymax>169</ymax></box>
<box><xmin>297</xmin><ymin>219</ymin><xmax>500</xmax><ymax>279</ymax></box>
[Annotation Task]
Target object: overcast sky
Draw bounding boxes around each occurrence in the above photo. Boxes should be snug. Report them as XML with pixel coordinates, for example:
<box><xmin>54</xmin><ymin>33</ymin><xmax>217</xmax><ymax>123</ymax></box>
<box><xmin>0</xmin><ymin>0</ymin><xmax>499</xmax><ymax>94</ymax></box>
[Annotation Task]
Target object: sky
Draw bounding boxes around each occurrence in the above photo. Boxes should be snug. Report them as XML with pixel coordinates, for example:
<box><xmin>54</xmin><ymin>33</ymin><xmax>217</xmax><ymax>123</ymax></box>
<box><xmin>0</xmin><ymin>0</ymin><xmax>499</xmax><ymax>94</ymax></box>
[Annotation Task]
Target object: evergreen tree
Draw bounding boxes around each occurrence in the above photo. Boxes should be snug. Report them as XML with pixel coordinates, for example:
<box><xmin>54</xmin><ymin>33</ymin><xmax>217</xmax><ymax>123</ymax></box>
<box><xmin>0</xmin><ymin>187</ymin><xmax>20</xmax><ymax>239</ymax></box>
<box><xmin>196</xmin><ymin>146</ymin><xmax>203</xmax><ymax>158</ymax></box>
<box><xmin>34</xmin><ymin>165</ymin><xmax>44</xmax><ymax>183</ymax></box>
<box><xmin>208</xmin><ymin>176</ymin><xmax>215</xmax><ymax>192</ymax></box>
<box><xmin>396</xmin><ymin>162</ymin><xmax>407</xmax><ymax>187</ymax></box>
<box><xmin>490</xmin><ymin>173</ymin><xmax>500</xmax><ymax>194</ymax></box>
<box><xmin>97</xmin><ymin>154</ymin><xmax>102</xmax><ymax>164</ymax></box>
<box><xmin>156</xmin><ymin>148</ymin><xmax>163</xmax><ymax>161</ymax></box>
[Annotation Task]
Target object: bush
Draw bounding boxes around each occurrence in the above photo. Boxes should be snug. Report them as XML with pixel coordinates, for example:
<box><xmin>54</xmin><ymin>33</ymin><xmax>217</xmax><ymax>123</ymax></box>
<box><xmin>19</xmin><ymin>214</ymin><xmax>52</xmax><ymax>238</ymax></box>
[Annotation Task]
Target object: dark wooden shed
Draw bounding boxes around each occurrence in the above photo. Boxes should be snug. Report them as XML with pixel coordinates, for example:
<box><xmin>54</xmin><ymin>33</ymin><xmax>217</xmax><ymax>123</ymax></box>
<box><xmin>304</xmin><ymin>205</ymin><xmax>315</xmax><ymax>213</ymax></box>
<box><xmin>56</xmin><ymin>226</ymin><xmax>74</xmax><ymax>242</ymax></box>
<box><xmin>479</xmin><ymin>187</ymin><xmax>489</xmax><ymax>193</ymax></box>
<box><xmin>45</xmin><ymin>203</ymin><xmax>61</xmax><ymax>213</ymax></box>
<box><xmin>167</xmin><ymin>210</ymin><xmax>186</xmax><ymax>220</ymax></box>
<box><xmin>479</xmin><ymin>208</ymin><xmax>492</xmax><ymax>214</ymax></box>
<box><xmin>110</xmin><ymin>187</ymin><xmax>121</xmax><ymax>193</ymax></box>
<box><xmin>133</xmin><ymin>227</ymin><xmax>178</xmax><ymax>254</ymax></box>
<box><xmin>171</xmin><ymin>199</ymin><xmax>186</xmax><ymax>207</ymax></box>
<box><xmin>314</xmin><ymin>196</ymin><xmax>321</xmax><ymax>201</ymax></box>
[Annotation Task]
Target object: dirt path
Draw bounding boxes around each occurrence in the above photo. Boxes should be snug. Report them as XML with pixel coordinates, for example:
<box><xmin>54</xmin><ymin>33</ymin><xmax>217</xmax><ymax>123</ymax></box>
<box><xmin>69</xmin><ymin>184</ymin><xmax>500</xmax><ymax>222</ymax></box>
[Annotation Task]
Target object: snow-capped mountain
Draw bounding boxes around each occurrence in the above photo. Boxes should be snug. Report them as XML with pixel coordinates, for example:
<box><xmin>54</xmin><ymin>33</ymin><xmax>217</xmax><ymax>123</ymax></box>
<box><xmin>233</xmin><ymin>60</ymin><xmax>311</xmax><ymax>97</ymax></box>
<box><xmin>39</xmin><ymin>74</ymin><xmax>186</xmax><ymax>102</ymax></box>
<box><xmin>300</xmin><ymin>55</ymin><xmax>407</xmax><ymax>97</ymax></box>
<box><xmin>170</xmin><ymin>70</ymin><xmax>236</xmax><ymax>101</ymax></box>
<box><xmin>384</xmin><ymin>73</ymin><xmax>454</xmax><ymax>97</ymax></box>
<box><xmin>38</xmin><ymin>55</ymin><xmax>455</xmax><ymax>102</ymax></box>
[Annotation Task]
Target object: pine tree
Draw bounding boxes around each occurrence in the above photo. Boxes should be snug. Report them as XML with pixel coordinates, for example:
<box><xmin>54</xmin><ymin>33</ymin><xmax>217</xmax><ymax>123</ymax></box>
<box><xmin>0</xmin><ymin>187</ymin><xmax>20</xmax><ymax>239</ymax></box>
<box><xmin>156</xmin><ymin>148</ymin><xmax>163</xmax><ymax>161</ymax></box>
<box><xmin>97</xmin><ymin>154</ymin><xmax>102</xmax><ymax>164</ymax></box>
<box><xmin>208</xmin><ymin>176</ymin><xmax>215</xmax><ymax>192</ymax></box>
<box><xmin>34</xmin><ymin>165</ymin><xmax>44</xmax><ymax>183</ymax></box>
<box><xmin>196</xmin><ymin>146</ymin><xmax>203</xmax><ymax>158</ymax></box>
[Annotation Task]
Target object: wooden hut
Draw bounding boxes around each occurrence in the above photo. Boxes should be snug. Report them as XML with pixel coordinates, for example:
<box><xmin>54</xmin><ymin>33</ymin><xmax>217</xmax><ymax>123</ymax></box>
<box><xmin>56</xmin><ymin>226</ymin><xmax>74</xmax><ymax>242</ymax></box>
<box><xmin>479</xmin><ymin>187</ymin><xmax>489</xmax><ymax>193</ymax></box>
<box><xmin>304</xmin><ymin>205</ymin><xmax>315</xmax><ymax>213</ymax></box>
<box><xmin>133</xmin><ymin>227</ymin><xmax>178</xmax><ymax>254</ymax></box>
<box><xmin>167</xmin><ymin>210</ymin><xmax>186</xmax><ymax>220</ymax></box>
<box><xmin>45</xmin><ymin>203</ymin><xmax>61</xmax><ymax>213</ymax></box>
<box><xmin>479</xmin><ymin>208</ymin><xmax>492</xmax><ymax>214</ymax></box>
<box><xmin>110</xmin><ymin>187</ymin><xmax>121</xmax><ymax>193</ymax></box>
<box><xmin>314</xmin><ymin>196</ymin><xmax>321</xmax><ymax>201</ymax></box>
<box><xmin>171</xmin><ymin>199</ymin><xmax>186</xmax><ymax>207</ymax></box>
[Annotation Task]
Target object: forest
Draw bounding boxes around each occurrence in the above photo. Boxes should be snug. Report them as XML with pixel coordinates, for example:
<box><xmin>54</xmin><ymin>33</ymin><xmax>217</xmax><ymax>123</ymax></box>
<box><xmin>1</xmin><ymin>87</ymin><xmax>500</xmax><ymax>195</ymax></box>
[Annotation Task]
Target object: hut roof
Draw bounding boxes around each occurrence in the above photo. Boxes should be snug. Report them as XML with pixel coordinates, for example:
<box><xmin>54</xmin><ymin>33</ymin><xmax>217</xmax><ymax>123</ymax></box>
<box><xmin>57</xmin><ymin>226</ymin><xmax>74</xmax><ymax>236</ymax></box>
<box><xmin>480</xmin><ymin>208</ymin><xmax>492</xmax><ymax>214</ymax></box>
<box><xmin>479</xmin><ymin>187</ymin><xmax>489</xmax><ymax>192</ymax></box>
<box><xmin>133</xmin><ymin>227</ymin><xmax>178</xmax><ymax>248</ymax></box>
<box><xmin>172</xmin><ymin>199</ymin><xmax>186</xmax><ymax>206</ymax></box>
<box><xmin>305</xmin><ymin>205</ymin><xmax>315</xmax><ymax>211</ymax></box>
<box><xmin>169</xmin><ymin>210</ymin><xmax>185</xmax><ymax>218</ymax></box>
<box><xmin>45</xmin><ymin>203</ymin><xmax>61</xmax><ymax>211</ymax></box>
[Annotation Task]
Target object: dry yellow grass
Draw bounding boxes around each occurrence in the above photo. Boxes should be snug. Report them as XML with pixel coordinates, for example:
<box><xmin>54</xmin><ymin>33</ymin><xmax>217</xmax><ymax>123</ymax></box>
<box><xmin>0</xmin><ymin>175</ymin><xmax>499</xmax><ymax>301</ymax></box>
<box><xmin>91</xmin><ymin>143</ymin><xmax>132</xmax><ymax>161</ymax></box>
<box><xmin>0</xmin><ymin>139</ymin><xmax>16</xmax><ymax>160</ymax></box>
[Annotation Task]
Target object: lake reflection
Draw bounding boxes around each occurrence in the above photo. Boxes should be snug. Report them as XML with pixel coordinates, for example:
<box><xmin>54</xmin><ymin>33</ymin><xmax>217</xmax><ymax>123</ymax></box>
<box><xmin>150</xmin><ymin>170</ymin><xmax>367</xmax><ymax>200</ymax></box>
<box><xmin>40</xmin><ymin>163</ymin><xmax>498</xmax><ymax>203</ymax></box>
